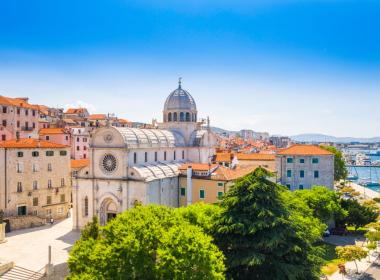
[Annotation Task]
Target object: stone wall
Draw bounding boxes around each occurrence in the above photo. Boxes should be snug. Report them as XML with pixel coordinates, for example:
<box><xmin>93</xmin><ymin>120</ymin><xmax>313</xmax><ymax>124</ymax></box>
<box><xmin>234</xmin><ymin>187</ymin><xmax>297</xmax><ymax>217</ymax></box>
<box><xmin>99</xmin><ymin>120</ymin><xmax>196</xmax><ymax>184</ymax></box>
<box><xmin>7</xmin><ymin>215</ymin><xmax>46</xmax><ymax>231</ymax></box>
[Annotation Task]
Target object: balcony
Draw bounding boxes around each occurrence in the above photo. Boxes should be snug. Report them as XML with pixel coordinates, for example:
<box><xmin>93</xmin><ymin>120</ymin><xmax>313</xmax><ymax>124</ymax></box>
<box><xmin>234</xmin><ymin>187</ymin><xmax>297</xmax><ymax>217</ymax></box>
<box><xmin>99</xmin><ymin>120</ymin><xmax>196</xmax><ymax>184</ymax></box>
<box><xmin>21</xmin><ymin>126</ymin><xmax>33</xmax><ymax>132</ymax></box>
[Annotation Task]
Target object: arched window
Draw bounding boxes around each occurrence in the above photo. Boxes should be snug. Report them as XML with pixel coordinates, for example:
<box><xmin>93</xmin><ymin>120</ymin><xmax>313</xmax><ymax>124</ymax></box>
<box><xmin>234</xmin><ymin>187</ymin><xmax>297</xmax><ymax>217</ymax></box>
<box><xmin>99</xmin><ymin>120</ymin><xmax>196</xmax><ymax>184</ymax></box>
<box><xmin>173</xmin><ymin>112</ymin><xmax>177</xmax><ymax>121</ymax></box>
<box><xmin>182</xmin><ymin>150</ymin><xmax>185</xmax><ymax>159</ymax></box>
<box><xmin>174</xmin><ymin>151</ymin><xmax>176</xmax><ymax>160</ymax></box>
<box><xmin>145</xmin><ymin>152</ymin><xmax>148</xmax><ymax>162</ymax></box>
<box><xmin>180</xmin><ymin>112</ymin><xmax>185</xmax><ymax>122</ymax></box>
<box><xmin>155</xmin><ymin>151</ymin><xmax>158</xmax><ymax>161</ymax></box>
<box><xmin>134</xmin><ymin>152</ymin><xmax>137</xmax><ymax>164</ymax></box>
<box><xmin>84</xmin><ymin>196</ymin><xmax>89</xmax><ymax>216</ymax></box>
<box><xmin>164</xmin><ymin>151</ymin><xmax>167</xmax><ymax>161</ymax></box>
<box><xmin>168</xmin><ymin>113</ymin><xmax>172</xmax><ymax>122</ymax></box>
<box><xmin>185</xmin><ymin>112</ymin><xmax>190</xmax><ymax>122</ymax></box>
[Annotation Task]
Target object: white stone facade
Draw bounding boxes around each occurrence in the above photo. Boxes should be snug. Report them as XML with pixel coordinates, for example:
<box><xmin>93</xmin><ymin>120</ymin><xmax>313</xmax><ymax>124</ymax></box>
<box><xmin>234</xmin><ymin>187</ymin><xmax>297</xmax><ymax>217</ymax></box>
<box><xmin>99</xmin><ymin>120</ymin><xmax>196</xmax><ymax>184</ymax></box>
<box><xmin>73</xmin><ymin>82</ymin><xmax>217</xmax><ymax>229</ymax></box>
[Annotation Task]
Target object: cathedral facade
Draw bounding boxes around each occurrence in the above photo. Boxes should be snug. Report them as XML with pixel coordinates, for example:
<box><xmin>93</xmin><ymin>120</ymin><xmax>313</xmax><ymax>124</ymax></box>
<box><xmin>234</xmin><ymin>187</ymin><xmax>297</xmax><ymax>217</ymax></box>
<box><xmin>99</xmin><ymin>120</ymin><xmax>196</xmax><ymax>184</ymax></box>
<box><xmin>72</xmin><ymin>81</ymin><xmax>217</xmax><ymax>229</ymax></box>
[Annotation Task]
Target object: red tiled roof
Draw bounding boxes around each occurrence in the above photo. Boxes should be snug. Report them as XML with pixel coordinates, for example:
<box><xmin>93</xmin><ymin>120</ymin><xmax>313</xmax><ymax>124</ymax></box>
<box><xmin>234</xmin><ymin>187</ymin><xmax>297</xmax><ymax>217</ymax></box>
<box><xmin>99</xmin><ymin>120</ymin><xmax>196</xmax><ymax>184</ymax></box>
<box><xmin>215</xmin><ymin>152</ymin><xmax>233</xmax><ymax>162</ymax></box>
<box><xmin>237</xmin><ymin>153</ymin><xmax>275</xmax><ymax>161</ymax></box>
<box><xmin>179</xmin><ymin>163</ymin><xmax>218</xmax><ymax>172</ymax></box>
<box><xmin>0</xmin><ymin>138</ymin><xmax>69</xmax><ymax>149</ymax></box>
<box><xmin>277</xmin><ymin>144</ymin><xmax>333</xmax><ymax>156</ymax></box>
<box><xmin>0</xmin><ymin>95</ymin><xmax>39</xmax><ymax>110</ymax></box>
<box><xmin>71</xmin><ymin>159</ymin><xmax>90</xmax><ymax>169</ymax></box>
<box><xmin>88</xmin><ymin>114</ymin><xmax>106</xmax><ymax>120</ymax></box>
<box><xmin>212</xmin><ymin>165</ymin><xmax>259</xmax><ymax>181</ymax></box>
<box><xmin>65</xmin><ymin>108</ymin><xmax>87</xmax><ymax>114</ymax></box>
<box><xmin>39</xmin><ymin>128</ymin><xmax>68</xmax><ymax>135</ymax></box>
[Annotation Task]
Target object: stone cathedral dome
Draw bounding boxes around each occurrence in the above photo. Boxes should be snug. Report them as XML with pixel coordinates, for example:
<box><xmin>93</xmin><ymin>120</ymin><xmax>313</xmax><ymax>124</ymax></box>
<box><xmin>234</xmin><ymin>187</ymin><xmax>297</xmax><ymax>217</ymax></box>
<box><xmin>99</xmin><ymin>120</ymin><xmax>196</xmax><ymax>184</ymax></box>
<box><xmin>163</xmin><ymin>78</ymin><xmax>198</xmax><ymax>123</ymax></box>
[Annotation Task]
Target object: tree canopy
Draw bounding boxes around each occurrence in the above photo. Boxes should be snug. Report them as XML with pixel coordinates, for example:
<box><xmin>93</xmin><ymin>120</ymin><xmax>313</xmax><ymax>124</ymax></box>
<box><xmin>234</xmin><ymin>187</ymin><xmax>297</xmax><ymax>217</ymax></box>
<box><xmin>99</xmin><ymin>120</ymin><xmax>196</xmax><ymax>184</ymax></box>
<box><xmin>68</xmin><ymin>205</ymin><xmax>226</xmax><ymax>280</ymax></box>
<box><xmin>214</xmin><ymin>168</ymin><xmax>324</xmax><ymax>280</ymax></box>
<box><xmin>293</xmin><ymin>186</ymin><xmax>347</xmax><ymax>224</ymax></box>
<box><xmin>321</xmin><ymin>145</ymin><xmax>348</xmax><ymax>181</ymax></box>
<box><xmin>338</xmin><ymin>199</ymin><xmax>378</xmax><ymax>230</ymax></box>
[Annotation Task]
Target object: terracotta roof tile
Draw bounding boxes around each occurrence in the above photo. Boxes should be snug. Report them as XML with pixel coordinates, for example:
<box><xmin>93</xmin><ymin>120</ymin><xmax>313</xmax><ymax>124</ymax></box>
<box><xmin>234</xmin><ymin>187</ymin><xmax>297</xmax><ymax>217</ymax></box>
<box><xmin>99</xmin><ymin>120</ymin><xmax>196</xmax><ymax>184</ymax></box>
<box><xmin>0</xmin><ymin>138</ymin><xmax>69</xmax><ymax>149</ymax></box>
<box><xmin>39</xmin><ymin>128</ymin><xmax>68</xmax><ymax>135</ymax></box>
<box><xmin>277</xmin><ymin>144</ymin><xmax>333</xmax><ymax>156</ymax></box>
<box><xmin>237</xmin><ymin>153</ymin><xmax>275</xmax><ymax>161</ymax></box>
<box><xmin>71</xmin><ymin>159</ymin><xmax>90</xmax><ymax>169</ymax></box>
<box><xmin>88</xmin><ymin>114</ymin><xmax>106</xmax><ymax>120</ymax></box>
<box><xmin>0</xmin><ymin>95</ymin><xmax>39</xmax><ymax>110</ymax></box>
<box><xmin>179</xmin><ymin>163</ymin><xmax>218</xmax><ymax>172</ymax></box>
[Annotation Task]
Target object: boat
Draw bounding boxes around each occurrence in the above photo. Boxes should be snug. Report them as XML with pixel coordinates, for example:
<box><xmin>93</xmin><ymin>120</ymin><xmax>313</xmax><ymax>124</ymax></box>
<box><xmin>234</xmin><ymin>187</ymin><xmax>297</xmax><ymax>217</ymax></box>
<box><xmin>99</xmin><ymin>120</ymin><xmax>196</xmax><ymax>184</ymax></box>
<box><xmin>347</xmin><ymin>175</ymin><xmax>359</xmax><ymax>181</ymax></box>
<box><xmin>356</xmin><ymin>153</ymin><xmax>372</xmax><ymax>166</ymax></box>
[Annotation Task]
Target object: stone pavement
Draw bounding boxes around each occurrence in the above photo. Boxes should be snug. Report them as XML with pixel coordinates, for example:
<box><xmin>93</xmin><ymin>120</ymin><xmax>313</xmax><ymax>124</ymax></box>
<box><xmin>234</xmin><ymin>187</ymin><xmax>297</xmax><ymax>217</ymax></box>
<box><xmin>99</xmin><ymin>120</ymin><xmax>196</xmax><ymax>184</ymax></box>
<box><xmin>0</xmin><ymin>213</ymin><xmax>80</xmax><ymax>272</ymax></box>
<box><xmin>348</xmin><ymin>182</ymin><xmax>380</xmax><ymax>200</ymax></box>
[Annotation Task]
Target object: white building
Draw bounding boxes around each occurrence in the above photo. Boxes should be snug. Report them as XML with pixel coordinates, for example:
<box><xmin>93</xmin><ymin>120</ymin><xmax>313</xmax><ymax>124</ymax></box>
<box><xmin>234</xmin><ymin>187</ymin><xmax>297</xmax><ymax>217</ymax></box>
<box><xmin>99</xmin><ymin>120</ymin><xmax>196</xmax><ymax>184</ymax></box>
<box><xmin>276</xmin><ymin>145</ymin><xmax>334</xmax><ymax>190</ymax></box>
<box><xmin>72</xmin><ymin>80</ymin><xmax>217</xmax><ymax>229</ymax></box>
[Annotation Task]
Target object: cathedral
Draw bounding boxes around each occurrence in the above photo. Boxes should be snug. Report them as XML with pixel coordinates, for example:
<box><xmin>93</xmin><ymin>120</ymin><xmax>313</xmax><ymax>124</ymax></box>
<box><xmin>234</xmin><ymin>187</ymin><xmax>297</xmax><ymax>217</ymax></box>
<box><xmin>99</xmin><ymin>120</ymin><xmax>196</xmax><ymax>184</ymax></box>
<box><xmin>72</xmin><ymin>80</ymin><xmax>217</xmax><ymax>229</ymax></box>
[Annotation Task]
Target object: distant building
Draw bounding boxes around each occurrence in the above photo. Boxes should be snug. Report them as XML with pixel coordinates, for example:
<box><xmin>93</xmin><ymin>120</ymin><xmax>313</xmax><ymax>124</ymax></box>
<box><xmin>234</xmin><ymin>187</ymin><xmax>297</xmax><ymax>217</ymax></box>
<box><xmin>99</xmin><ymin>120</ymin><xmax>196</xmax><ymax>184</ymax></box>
<box><xmin>178</xmin><ymin>163</ymin><xmax>259</xmax><ymax>206</ymax></box>
<box><xmin>70</xmin><ymin>127</ymin><xmax>90</xmax><ymax>159</ymax></box>
<box><xmin>270</xmin><ymin>136</ymin><xmax>292</xmax><ymax>148</ymax></box>
<box><xmin>0</xmin><ymin>96</ymin><xmax>40</xmax><ymax>141</ymax></box>
<box><xmin>39</xmin><ymin>128</ymin><xmax>71</xmax><ymax>146</ymax></box>
<box><xmin>276</xmin><ymin>145</ymin><xmax>334</xmax><ymax>190</ymax></box>
<box><xmin>0</xmin><ymin>138</ymin><xmax>71</xmax><ymax>230</ymax></box>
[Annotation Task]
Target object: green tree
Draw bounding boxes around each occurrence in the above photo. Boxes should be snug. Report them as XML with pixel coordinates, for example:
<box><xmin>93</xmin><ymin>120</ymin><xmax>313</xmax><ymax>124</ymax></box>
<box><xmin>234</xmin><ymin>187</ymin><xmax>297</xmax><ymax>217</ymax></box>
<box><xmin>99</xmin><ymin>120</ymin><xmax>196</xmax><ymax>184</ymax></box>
<box><xmin>214</xmin><ymin>167</ymin><xmax>324</xmax><ymax>280</ymax></box>
<box><xmin>68</xmin><ymin>205</ymin><xmax>225</xmax><ymax>280</ymax></box>
<box><xmin>339</xmin><ymin>199</ymin><xmax>379</xmax><ymax>230</ymax></box>
<box><xmin>80</xmin><ymin>216</ymin><xmax>100</xmax><ymax>240</ymax></box>
<box><xmin>321</xmin><ymin>145</ymin><xmax>348</xmax><ymax>181</ymax></box>
<box><xmin>336</xmin><ymin>245</ymin><xmax>368</xmax><ymax>273</ymax></box>
<box><xmin>294</xmin><ymin>186</ymin><xmax>347</xmax><ymax>224</ymax></box>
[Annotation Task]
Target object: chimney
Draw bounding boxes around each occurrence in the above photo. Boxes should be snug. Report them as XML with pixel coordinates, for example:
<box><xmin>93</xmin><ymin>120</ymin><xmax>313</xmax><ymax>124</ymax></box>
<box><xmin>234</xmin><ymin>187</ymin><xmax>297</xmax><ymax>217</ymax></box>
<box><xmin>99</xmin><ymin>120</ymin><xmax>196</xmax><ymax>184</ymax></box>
<box><xmin>16</xmin><ymin>131</ymin><xmax>20</xmax><ymax>141</ymax></box>
<box><xmin>186</xmin><ymin>166</ymin><xmax>193</xmax><ymax>206</ymax></box>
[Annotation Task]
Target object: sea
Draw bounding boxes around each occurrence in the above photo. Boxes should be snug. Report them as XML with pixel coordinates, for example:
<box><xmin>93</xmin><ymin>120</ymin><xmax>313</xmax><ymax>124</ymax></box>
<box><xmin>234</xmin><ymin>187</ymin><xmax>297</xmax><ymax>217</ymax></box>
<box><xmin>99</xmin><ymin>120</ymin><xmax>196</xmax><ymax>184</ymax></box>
<box><xmin>347</xmin><ymin>154</ymin><xmax>380</xmax><ymax>192</ymax></box>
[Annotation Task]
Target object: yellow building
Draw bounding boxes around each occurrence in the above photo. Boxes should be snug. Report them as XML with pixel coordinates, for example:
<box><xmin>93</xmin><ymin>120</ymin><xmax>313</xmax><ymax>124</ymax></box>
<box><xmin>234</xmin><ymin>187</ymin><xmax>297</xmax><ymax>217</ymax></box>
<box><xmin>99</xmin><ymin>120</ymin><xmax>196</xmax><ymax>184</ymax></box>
<box><xmin>179</xmin><ymin>163</ymin><xmax>260</xmax><ymax>206</ymax></box>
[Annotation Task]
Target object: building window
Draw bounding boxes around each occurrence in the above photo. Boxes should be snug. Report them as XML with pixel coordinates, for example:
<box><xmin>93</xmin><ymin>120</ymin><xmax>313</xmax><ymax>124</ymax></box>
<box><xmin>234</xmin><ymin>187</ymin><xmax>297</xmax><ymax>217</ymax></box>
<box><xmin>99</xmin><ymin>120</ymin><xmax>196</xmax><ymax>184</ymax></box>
<box><xmin>33</xmin><ymin>197</ymin><xmax>38</xmax><ymax>206</ymax></box>
<box><xmin>164</xmin><ymin>151</ymin><xmax>167</xmax><ymax>161</ymax></box>
<box><xmin>46</xmin><ymin>151</ymin><xmax>54</xmax><ymax>156</ymax></box>
<box><xmin>65</xmin><ymin>136</ymin><xmax>69</xmax><ymax>141</ymax></box>
<box><xmin>180</xmin><ymin>112</ymin><xmax>185</xmax><ymax>122</ymax></box>
<box><xmin>77</xmin><ymin>137</ymin><xmax>80</xmax><ymax>142</ymax></box>
<box><xmin>48</xmin><ymin>179</ymin><xmax>52</xmax><ymax>189</ymax></box>
<box><xmin>300</xmin><ymin>170</ymin><xmax>305</xmax><ymax>178</ymax></box>
<box><xmin>47</xmin><ymin>196</ymin><xmax>52</xmax><ymax>205</ymax></box>
<box><xmin>17</xmin><ymin>162</ymin><xmax>23</xmax><ymax>173</ymax></box>
<box><xmin>61</xmin><ymin>178</ymin><xmax>65</xmax><ymax>187</ymax></box>
<box><xmin>17</xmin><ymin>151</ymin><xmax>23</xmax><ymax>157</ymax></box>
<box><xmin>60</xmin><ymin>194</ymin><xmax>65</xmax><ymax>203</ymax></box>
<box><xmin>299</xmin><ymin>185</ymin><xmax>304</xmax><ymax>190</ymax></box>
<box><xmin>2</xmin><ymin>120</ymin><xmax>7</xmax><ymax>127</ymax></box>
<box><xmin>199</xmin><ymin>189</ymin><xmax>205</xmax><ymax>199</ymax></box>
<box><xmin>46</xmin><ymin>209</ymin><xmax>52</xmax><ymax>216</ymax></box>
<box><xmin>314</xmin><ymin>171</ymin><xmax>319</xmax><ymax>178</ymax></box>
<box><xmin>76</xmin><ymin>146</ymin><xmax>80</xmax><ymax>151</ymax></box>
<box><xmin>48</xmin><ymin>163</ymin><xmax>52</xmax><ymax>171</ymax></box>
<box><xmin>180</xmin><ymin>188</ymin><xmax>186</xmax><ymax>196</ymax></box>
<box><xmin>287</xmin><ymin>158</ymin><xmax>293</xmax><ymax>163</ymax></box>
<box><xmin>33</xmin><ymin>181</ymin><xmax>38</xmax><ymax>190</ymax></box>
<box><xmin>16</xmin><ymin>108</ymin><xmax>20</xmax><ymax>114</ymax></box>
<box><xmin>218</xmin><ymin>182</ymin><xmax>224</xmax><ymax>187</ymax></box>
<box><xmin>2</xmin><ymin>106</ymin><xmax>6</xmax><ymax>113</ymax></box>
<box><xmin>154</xmin><ymin>152</ymin><xmax>157</xmax><ymax>162</ymax></box>
<box><xmin>83</xmin><ymin>154</ymin><xmax>87</xmax><ymax>159</ymax></box>
<box><xmin>182</xmin><ymin>150</ymin><xmax>185</xmax><ymax>160</ymax></box>
<box><xmin>185</xmin><ymin>112</ymin><xmax>190</xmax><ymax>122</ymax></box>
<box><xmin>217</xmin><ymin>191</ymin><xmax>223</xmax><ymax>199</ymax></box>
<box><xmin>17</xmin><ymin>121</ymin><xmax>20</xmax><ymax>128</ymax></box>
<box><xmin>84</xmin><ymin>146</ymin><xmax>87</xmax><ymax>151</ymax></box>
<box><xmin>173</xmin><ymin>112</ymin><xmax>177</xmax><ymax>121</ymax></box>
<box><xmin>57</xmin><ymin>207</ymin><xmax>63</xmax><ymax>215</ymax></box>
<box><xmin>32</xmin><ymin>122</ymin><xmax>36</xmax><ymax>129</ymax></box>
<box><xmin>168</xmin><ymin>112</ymin><xmax>172</xmax><ymax>122</ymax></box>
<box><xmin>17</xmin><ymin>205</ymin><xmax>27</xmax><ymax>216</ymax></box>
<box><xmin>174</xmin><ymin>151</ymin><xmax>176</xmax><ymax>160</ymax></box>
<box><xmin>60</xmin><ymin>150</ymin><xmax>67</xmax><ymax>156</ymax></box>
<box><xmin>312</xmin><ymin>158</ymin><xmax>319</xmax><ymax>164</ymax></box>
<box><xmin>84</xmin><ymin>196</ymin><xmax>89</xmax><ymax>216</ymax></box>
<box><xmin>300</xmin><ymin>159</ymin><xmax>305</xmax><ymax>163</ymax></box>
<box><xmin>1</xmin><ymin>135</ymin><xmax>5</xmax><ymax>141</ymax></box>
<box><xmin>32</xmin><ymin>110</ymin><xmax>36</xmax><ymax>116</ymax></box>
<box><xmin>287</xmin><ymin>170</ymin><xmax>292</xmax><ymax>178</ymax></box>
<box><xmin>133</xmin><ymin>152</ymin><xmax>137</xmax><ymax>164</ymax></box>
<box><xmin>25</xmin><ymin>109</ymin><xmax>28</xmax><ymax>116</ymax></box>
<box><xmin>145</xmin><ymin>152</ymin><xmax>148</xmax><ymax>162</ymax></box>
<box><xmin>83</xmin><ymin>138</ymin><xmax>87</xmax><ymax>142</ymax></box>
<box><xmin>45</xmin><ymin>136</ymin><xmax>50</xmax><ymax>141</ymax></box>
<box><xmin>32</xmin><ymin>151</ymin><xmax>39</xmax><ymax>157</ymax></box>
<box><xmin>33</xmin><ymin>163</ymin><xmax>39</xmax><ymax>172</ymax></box>
<box><xmin>17</xmin><ymin>182</ymin><xmax>22</xmax><ymax>192</ymax></box>
<box><xmin>286</xmin><ymin>184</ymin><xmax>291</xmax><ymax>190</ymax></box>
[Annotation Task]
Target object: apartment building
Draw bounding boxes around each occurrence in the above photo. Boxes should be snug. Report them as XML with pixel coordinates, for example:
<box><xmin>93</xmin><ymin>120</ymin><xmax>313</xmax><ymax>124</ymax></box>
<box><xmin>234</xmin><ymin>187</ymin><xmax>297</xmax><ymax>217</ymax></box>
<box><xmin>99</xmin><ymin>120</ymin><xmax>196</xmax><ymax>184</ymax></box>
<box><xmin>0</xmin><ymin>138</ymin><xmax>71</xmax><ymax>227</ymax></box>
<box><xmin>0</xmin><ymin>96</ymin><xmax>39</xmax><ymax>141</ymax></box>
<box><xmin>276</xmin><ymin>145</ymin><xmax>334</xmax><ymax>190</ymax></box>
<box><xmin>70</xmin><ymin>127</ymin><xmax>90</xmax><ymax>159</ymax></box>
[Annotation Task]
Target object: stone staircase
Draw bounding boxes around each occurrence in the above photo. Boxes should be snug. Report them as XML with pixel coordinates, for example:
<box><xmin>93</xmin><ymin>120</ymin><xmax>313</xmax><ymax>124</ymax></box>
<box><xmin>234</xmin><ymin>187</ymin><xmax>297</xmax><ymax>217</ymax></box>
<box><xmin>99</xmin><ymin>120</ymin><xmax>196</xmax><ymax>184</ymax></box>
<box><xmin>0</xmin><ymin>266</ymin><xmax>44</xmax><ymax>280</ymax></box>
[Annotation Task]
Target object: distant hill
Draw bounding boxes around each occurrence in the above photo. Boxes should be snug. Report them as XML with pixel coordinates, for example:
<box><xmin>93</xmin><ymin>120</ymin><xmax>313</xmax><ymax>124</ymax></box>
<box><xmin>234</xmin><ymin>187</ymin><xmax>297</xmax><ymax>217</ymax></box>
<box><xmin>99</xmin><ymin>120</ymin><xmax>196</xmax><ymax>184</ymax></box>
<box><xmin>210</xmin><ymin>126</ymin><xmax>238</xmax><ymax>136</ymax></box>
<box><xmin>291</xmin><ymin>134</ymin><xmax>380</xmax><ymax>143</ymax></box>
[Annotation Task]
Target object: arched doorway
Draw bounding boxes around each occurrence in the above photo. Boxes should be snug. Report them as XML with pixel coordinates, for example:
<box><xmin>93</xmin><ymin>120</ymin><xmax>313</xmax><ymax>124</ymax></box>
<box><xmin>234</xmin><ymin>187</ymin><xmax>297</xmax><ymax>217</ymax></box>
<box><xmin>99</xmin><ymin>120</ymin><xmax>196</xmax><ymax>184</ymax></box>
<box><xmin>99</xmin><ymin>198</ymin><xmax>118</xmax><ymax>225</ymax></box>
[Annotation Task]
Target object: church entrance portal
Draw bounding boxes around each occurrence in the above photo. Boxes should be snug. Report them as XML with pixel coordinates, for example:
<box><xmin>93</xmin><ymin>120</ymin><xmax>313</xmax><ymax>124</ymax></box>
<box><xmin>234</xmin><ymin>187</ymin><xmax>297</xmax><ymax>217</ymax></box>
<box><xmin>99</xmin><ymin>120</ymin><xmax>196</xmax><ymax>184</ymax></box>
<box><xmin>99</xmin><ymin>198</ymin><xmax>118</xmax><ymax>225</ymax></box>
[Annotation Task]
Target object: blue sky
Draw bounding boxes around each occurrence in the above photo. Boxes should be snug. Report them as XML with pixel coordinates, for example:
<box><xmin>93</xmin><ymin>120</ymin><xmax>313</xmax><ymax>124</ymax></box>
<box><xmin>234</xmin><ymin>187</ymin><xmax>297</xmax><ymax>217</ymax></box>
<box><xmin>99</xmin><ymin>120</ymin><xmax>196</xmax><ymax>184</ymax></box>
<box><xmin>0</xmin><ymin>0</ymin><xmax>379</xmax><ymax>137</ymax></box>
